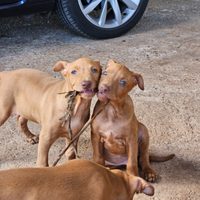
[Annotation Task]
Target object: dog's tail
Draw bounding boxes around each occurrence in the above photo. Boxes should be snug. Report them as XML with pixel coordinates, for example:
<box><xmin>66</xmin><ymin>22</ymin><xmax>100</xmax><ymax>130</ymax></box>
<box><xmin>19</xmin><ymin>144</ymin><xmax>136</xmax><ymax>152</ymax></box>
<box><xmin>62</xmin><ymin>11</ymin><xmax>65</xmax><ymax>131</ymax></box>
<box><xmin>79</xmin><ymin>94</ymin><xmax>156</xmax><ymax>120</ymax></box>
<box><xmin>149</xmin><ymin>154</ymin><xmax>175</xmax><ymax>162</ymax></box>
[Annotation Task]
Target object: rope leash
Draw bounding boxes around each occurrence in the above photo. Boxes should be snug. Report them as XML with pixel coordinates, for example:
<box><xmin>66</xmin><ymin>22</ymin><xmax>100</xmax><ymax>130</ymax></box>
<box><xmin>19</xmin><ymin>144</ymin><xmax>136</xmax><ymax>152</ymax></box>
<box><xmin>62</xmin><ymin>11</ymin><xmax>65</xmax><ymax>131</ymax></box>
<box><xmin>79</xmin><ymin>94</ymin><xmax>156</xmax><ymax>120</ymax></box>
<box><xmin>58</xmin><ymin>91</ymin><xmax>79</xmax><ymax>157</ymax></box>
<box><xmin>52</xmin><ymin>99</ymin><xmax>110</xmax><ymax>167</ymax></box>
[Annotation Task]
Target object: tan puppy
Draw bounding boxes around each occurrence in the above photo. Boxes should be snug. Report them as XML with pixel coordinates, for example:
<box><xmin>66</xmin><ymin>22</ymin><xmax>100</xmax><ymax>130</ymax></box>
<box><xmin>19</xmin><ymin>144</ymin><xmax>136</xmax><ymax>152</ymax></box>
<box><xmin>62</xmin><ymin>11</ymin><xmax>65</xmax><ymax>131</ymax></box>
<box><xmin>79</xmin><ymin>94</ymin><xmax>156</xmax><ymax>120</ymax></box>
<box><xmin>0</xmin><ymin>159</ymin><xmax>154</xmax><ymax>200</ymax></box>
<box><xmin>91</xmin><ymin>59</ymin><xmax>175</xmax><ymax>182</ymax></box>
<box><xmin>0</xmin><ymin>58</ymin><xmax>101</xmax><ymax>167</ymax></box>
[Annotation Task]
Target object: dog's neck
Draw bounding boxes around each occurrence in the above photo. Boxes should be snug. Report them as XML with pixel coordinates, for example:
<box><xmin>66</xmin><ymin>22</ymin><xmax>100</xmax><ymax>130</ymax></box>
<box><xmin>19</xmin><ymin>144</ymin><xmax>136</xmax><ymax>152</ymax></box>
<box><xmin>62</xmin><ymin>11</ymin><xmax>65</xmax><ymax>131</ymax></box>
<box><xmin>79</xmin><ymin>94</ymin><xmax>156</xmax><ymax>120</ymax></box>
<box><xmin>73</xmin><ymin>95</ymin><xmax>91</xmax><ymax>117</ymax></box>
<box><xmin>57</xmin><ymin>80</ymin><xmax>91</xmax><ymax>117</ymax></box>
<box><xmin>104</xmin><ymin>95</ymin><xmax>134</xmax><ymax>119</ymax></box>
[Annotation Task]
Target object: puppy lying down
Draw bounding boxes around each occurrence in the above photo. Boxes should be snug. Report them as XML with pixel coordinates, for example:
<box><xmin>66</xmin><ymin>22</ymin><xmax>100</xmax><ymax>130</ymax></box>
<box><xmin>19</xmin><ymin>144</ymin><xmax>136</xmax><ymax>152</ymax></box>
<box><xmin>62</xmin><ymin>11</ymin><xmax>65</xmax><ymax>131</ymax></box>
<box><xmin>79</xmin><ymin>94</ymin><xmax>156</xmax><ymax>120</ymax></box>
<box><xmin>0</xmin><ymin>159</ymin><xmax>154</xmax><ymax>200</ymax></box>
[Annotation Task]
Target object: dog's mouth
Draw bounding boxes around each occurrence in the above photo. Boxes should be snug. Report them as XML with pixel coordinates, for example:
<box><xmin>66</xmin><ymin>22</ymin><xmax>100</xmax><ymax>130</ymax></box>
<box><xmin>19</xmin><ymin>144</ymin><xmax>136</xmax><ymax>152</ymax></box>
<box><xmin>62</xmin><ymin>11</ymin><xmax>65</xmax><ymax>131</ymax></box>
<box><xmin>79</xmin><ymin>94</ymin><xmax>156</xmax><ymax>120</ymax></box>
<box><xmin>80</xmin><ymin>88</ymin><xmax>97</xmax><ymax>94</ymax></box>
<box><xmin>79</xmin><ymin>88</ymin><xmax>97</xmax><ymax>99</ymax></box>
<box><xmin>97</xmin><ymin>91</ymin><xmax>109</xmax><ymax>101</ymax></box>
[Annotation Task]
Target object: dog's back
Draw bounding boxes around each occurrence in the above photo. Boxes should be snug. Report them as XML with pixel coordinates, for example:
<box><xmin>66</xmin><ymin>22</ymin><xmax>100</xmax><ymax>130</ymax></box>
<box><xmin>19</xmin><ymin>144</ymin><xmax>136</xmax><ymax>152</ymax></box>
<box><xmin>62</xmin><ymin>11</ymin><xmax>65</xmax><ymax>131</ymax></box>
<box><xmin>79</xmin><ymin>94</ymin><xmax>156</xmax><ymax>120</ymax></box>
<box><xmin>0</xmin><ymin>71</ymin><xmax>9</xmax><ymax>79</ymax></box>
<box><xmin>0</xmin><ymin>159</ymin><xmax>154</xmax><ymax>200</ymax></box>
<box><xmin>0</xmin><ymin>69</ymin><xmax>61</xmax><ymax>124</ymax></box>
<box><xmin>0</xmin><ymin>160</ymin><xmax>110</xmax><ymax>200</ymax></box>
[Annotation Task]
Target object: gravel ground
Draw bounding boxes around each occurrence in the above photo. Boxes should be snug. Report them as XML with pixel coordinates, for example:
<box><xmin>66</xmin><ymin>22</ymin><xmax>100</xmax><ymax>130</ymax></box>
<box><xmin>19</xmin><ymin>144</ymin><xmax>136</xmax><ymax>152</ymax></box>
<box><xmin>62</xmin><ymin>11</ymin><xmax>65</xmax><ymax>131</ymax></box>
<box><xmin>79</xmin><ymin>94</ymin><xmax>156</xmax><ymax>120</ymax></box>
<box><xmin>0</xmin><ymin>0</ymin><xmax>200</xmax><ymax>199</ymax></box>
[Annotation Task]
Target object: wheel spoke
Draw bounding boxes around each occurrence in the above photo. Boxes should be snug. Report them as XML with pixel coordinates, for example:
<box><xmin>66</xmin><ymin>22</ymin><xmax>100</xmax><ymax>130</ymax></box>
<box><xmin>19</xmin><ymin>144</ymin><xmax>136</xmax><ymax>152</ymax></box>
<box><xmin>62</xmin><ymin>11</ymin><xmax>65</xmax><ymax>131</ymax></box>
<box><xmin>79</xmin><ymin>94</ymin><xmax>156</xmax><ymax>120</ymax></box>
<box><xmin>82</xmin><ymin>0</ymin><xmax>102</xmax><ymax>15</ymax></box>
<box><xmin>121</xmin><ymin>0</ymin><xmax>138</xmax><ymax>10</ymax></box>
<box><xmin>78</xmin><ymin>0</ymin><xmax>142</xmax><ymax>29</ymax></box>
<box><xmin>110</xmin><ymin>0</ymin><xmax>122</xmax><ymax>25</ymax></box>
<box><xmin>98</xmin><ymin>0</ymin><xmax>108</xmax><ymax>26</ymax></box>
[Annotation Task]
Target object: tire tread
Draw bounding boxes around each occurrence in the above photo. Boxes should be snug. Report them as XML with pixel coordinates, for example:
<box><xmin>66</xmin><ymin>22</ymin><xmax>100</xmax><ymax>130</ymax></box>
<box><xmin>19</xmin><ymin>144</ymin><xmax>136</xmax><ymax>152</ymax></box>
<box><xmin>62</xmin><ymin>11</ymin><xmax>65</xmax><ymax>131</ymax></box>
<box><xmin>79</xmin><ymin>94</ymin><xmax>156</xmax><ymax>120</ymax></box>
<box><xmin>54</xmin><ymin>0</ymin><xmax>91</xmax><ymax>38</ymax></box>
<box><xmin>54</xmin><ymin>0</ymin><xmax>149</xmax><ymax>39</ymax></box>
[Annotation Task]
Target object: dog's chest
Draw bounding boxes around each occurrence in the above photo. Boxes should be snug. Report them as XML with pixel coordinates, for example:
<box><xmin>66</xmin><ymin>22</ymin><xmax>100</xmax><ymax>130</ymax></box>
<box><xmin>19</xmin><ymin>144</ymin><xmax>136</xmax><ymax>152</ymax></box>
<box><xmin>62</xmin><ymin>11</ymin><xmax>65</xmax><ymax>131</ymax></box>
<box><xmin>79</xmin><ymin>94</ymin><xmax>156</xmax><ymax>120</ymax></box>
<box><xmin>97</xmin><ymin>113</ymin><xmax>130</xmax><ymax>138</ymax></box>
<box><xmin>61</xmin><ymin>108</ymin><xmax>90</xmax><ymax>138</ymax></box>
<box><xmin>72</xmin><ymin>115</ymin><xmax>88</xmax><ymax>131</ymax></box>
<box><xmin>67</xmin><ymin>96</ymin><xmax>90</xmax><ymax>125</ymax></box>
<box><xmin>95</xmin><ymin>111</ymin><xmax>133</xmax><ymax>153</ymax></box>
<box><xmin>98</xmin><ymin>126</ymin><xmax>126</xmax><ymax>153</ymax></box>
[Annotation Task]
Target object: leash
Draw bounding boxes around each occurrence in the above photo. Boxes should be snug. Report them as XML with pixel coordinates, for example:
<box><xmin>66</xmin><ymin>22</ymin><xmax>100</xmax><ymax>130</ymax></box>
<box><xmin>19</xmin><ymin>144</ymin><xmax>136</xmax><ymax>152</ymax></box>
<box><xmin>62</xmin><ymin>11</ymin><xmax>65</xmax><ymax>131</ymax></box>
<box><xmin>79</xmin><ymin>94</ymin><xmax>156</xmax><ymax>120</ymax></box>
<box><xmin>58</xmin><ymin>91</ymin><xmax>79</xmax><ymax>155</ymax></box>
<box><xmin>52</xmin><ymin>96</ymin><xmax>110</xmax><ymax>167</ymax></box>
<box><xmin>58</xmin><ymin>90</ymin><xmax>79</xmax><ymax>127</ymax></box>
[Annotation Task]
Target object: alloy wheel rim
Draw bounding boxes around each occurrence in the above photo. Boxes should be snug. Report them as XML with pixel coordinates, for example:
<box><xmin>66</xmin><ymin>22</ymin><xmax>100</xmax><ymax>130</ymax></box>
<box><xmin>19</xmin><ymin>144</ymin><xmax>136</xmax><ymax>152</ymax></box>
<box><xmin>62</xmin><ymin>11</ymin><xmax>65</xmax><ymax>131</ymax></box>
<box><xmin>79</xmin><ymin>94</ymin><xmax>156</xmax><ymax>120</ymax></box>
<box><xmin>78</xmin><ymin>0</ymin><xmax>141</xmax><ymax>28</ymax></box>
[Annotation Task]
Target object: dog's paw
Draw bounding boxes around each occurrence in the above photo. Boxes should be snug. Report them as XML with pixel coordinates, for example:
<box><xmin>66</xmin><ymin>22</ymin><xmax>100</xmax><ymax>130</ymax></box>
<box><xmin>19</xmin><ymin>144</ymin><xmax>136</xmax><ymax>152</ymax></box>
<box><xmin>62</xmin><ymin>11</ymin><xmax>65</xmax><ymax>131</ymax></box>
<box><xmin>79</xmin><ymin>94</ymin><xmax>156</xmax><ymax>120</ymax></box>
<box><xmin>144</xmin><ymin>169</ymin><xmax>157</xmax><ymax>182</ymax></box>
<box><xmin>26</xmin><ymin>135</ymin><xmax>39</xmax><ymax>144</ymax></box>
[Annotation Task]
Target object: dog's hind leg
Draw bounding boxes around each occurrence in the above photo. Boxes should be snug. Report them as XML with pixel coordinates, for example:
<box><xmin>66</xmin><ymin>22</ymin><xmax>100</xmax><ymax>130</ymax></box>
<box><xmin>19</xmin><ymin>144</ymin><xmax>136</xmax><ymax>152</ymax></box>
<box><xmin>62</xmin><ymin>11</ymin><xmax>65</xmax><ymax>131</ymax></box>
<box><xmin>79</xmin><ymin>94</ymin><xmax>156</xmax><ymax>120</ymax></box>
<box><xmin>0</xmin><ymin>100</ymin><xmax>11</xmax><ymax>126</ymax></box>
<box><xmin>16</xmin><ymin>115</ymin><xmax>39</xmax><ymax>144</ymax></box>
<box><xmin>0</xmin><ymin>109</ymin><xmax>10</xmax><ymax>126</ymax></box>
<box><xmin>138</xmin><ymin>123</ymin><xmax>157</xmax><ymax>182</ymax></box>
<box><xmin>0</xmin><ymin>80</ymin><xmax>12</xmax><ymax>126</ymax></box>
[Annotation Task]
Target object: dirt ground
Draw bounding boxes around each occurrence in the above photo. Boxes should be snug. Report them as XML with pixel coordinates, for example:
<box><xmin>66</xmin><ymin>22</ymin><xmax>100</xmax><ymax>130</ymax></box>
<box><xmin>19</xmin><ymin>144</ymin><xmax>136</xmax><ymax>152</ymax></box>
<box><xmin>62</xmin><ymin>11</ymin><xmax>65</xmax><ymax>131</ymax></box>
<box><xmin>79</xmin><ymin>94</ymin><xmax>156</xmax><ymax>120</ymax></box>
<box><xmin>0</xmin><ymin>0</ymin><xmax>200</xmax><ymax>199</ymax></box>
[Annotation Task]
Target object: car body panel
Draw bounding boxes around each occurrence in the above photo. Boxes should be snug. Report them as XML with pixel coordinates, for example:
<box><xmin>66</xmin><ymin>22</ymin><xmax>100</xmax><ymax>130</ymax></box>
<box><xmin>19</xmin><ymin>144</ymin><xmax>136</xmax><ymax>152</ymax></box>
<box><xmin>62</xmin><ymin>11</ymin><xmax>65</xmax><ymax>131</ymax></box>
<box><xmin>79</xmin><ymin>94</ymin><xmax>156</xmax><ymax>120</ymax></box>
<box><xmin>0</xmin><ymin>0</ymin><xmax>55</xmax><ymax>17</ymax></box>
<box><xmin>0</xmin><ymin>0</ymin><xmax>19</xmax><ymax>6</ymax></box>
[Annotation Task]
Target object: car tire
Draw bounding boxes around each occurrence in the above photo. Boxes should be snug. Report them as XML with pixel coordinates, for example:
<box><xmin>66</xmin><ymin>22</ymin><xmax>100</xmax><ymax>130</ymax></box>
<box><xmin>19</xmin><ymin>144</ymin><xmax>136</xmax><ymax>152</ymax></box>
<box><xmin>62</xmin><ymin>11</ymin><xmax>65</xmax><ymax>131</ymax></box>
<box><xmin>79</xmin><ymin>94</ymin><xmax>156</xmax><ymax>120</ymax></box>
<box><xmin>54</xmin><ymin>0</ymin><xmax>149</xmax><ymax>39</ymax></box>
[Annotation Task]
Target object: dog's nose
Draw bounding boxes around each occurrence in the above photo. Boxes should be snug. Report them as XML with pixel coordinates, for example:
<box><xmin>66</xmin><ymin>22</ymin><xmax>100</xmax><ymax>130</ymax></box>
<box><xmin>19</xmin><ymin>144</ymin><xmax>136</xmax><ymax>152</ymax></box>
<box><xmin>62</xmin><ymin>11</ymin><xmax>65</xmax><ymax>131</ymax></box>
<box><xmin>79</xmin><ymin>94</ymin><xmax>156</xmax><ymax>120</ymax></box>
<box><xmin>82</xmin><ymin>81</ymin><xmax>92</xmax><ymax>90</ymax></box>
<box><xmin>100</xmin><ymin>84</ymin><xmax>110</xmax><ymax>93</ymax></box>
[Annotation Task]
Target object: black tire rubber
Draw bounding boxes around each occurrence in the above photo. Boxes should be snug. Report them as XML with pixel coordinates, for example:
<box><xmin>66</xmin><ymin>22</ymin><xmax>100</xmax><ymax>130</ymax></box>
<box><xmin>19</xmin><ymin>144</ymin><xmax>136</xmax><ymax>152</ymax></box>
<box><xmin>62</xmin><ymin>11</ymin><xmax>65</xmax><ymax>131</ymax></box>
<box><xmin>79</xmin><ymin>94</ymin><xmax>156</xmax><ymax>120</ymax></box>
<box><xmin>54</xmin><ymin>0</ymin><xmax>149</xmax><ymax>39</ymax></box>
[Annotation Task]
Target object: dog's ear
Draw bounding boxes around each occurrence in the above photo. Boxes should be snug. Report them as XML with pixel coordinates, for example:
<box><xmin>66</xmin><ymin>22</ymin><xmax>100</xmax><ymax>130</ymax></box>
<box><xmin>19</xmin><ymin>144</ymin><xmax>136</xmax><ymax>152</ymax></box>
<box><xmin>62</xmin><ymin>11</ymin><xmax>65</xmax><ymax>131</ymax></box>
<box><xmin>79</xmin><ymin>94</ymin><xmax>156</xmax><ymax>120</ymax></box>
<box><xmin>129</xmin><ymin>176</ymin><xmax>154</xmax><ymax>196</ymax></box>
<box><xmin>142</xmin><ymin>184</ymin><xmax>154</xmax><ymax>196</ymax></box>
<box><xmin>132</xmin><ymin>72</ymin><xmax>144</xmax><ymax>90</ymax></box>
<box><xmin>53</xmin><ymin>61</ymin><xmax>68</xmax><ymax>76</ymax></box>
<box><xmin>136</xmin><ymin>177</ymin><xmax>154</xmax><ymax>196</ymax></box>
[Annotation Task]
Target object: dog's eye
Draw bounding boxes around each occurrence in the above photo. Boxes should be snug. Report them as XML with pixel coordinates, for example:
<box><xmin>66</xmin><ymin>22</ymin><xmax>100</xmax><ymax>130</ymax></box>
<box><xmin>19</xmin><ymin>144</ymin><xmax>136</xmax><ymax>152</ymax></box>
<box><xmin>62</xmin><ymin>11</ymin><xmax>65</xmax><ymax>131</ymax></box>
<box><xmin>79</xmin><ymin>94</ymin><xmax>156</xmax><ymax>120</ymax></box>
<box><xmin>120</xmin><ymin>81</ymin><xmax>126</xmax><ymax>86</ymax></box>
<box><xmin>92</xmin><ymin>68</ymin><xmax>97</xmax><ymax>73</ymax></box>
<box><xmin>71</xmin><ymin>70</ymin><xmax>77</xmax><ymax>74</ymax></box>
<box><xmin>104</xmin><ymin>71</ymin><xmax>108</xmax><ymax>75</ymax></box>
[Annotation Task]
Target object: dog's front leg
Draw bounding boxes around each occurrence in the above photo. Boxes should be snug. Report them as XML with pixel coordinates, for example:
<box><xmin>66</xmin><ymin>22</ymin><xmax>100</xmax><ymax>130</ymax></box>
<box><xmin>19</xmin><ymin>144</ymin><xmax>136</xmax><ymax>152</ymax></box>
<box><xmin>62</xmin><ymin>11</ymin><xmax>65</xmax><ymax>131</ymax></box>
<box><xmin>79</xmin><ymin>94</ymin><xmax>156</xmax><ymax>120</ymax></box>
<box><xmin>138</xmin><ymin>123</ymin><xmax>157</xmax><ymax>182</ymax></box>
<box><xmin>37</xmin><ymin>128</ymin><xmax>58</xmax><ymax>167</ymax></box>
<box><xmin>91</xmin><ymin>131</ymin><xmax>105</xmax><ymax>166</ymax></box>
<box><xmin>65</xmin><ymin>138</ymin><xmax>79</xmax><ymax>160</ymax></box>
<box><xmin>126</xmin><ymin>137</ymin><xmax>139</xmax><ymax>176</ymax></box>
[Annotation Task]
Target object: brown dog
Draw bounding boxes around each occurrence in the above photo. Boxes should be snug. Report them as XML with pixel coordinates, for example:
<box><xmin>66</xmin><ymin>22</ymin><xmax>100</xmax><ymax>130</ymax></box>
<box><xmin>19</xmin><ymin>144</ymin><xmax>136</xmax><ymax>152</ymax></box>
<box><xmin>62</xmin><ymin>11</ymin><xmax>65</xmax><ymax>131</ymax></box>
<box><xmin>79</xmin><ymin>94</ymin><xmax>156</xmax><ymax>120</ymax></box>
<box><xmin>91</xmin><ymin>59</ymin><xmax>175</xmax><ymax>182</ymax></box>
<box><xmin>0</xmin><ymin>159</ymin><xmax>154</xmax><ymax>200</ymax></box>
<box><xmin>0</xmin><ymin>58</ymin><xmax>101</xmax><ymax>167</ymax></box>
